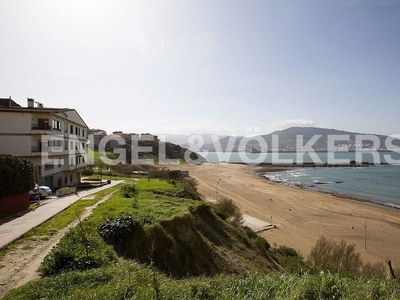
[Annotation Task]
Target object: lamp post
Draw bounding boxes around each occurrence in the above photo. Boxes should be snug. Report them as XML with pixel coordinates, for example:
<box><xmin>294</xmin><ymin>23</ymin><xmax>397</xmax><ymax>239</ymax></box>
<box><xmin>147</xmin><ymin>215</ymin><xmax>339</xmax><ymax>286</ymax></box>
<box><xmin>364</xmin><ymin>220</ymin><xmax>367</xmax><ymax>252</ymax></box>
<box><xmin>35</xmin><ymin>163</ymin><xmax>41</xmax><ymax>205</ymax></box>
<box><xmin>100</xmin><ymin>164</ymin><xmax>103</xmax><ymax>187</ymax></box>
<box><xmin>75</xmin><ymin>154</ymin><xmax>82</xmax><ymax>195</ymax></box>
<box><xmin>215</xmin><ymin>179</ymin><xmax>221</xmax><ymax>201</ymax></box>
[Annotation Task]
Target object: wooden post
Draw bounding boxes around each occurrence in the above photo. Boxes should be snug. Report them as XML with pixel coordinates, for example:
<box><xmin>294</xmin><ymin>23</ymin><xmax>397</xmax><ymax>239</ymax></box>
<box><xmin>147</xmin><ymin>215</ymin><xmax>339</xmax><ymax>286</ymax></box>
<box><xmin>385</xmin><ymin>260</ymin><xmax>397</xmax><ymax>279</ymax></box>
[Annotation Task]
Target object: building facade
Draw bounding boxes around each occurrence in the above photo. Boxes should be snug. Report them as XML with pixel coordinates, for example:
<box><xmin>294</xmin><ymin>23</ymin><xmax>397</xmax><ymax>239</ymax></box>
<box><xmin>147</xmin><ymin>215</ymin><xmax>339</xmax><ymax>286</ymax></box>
<box><xmin>0</xmin><ymin>98</ymin><xmax>88</xmax><ymax>189</ymax></box>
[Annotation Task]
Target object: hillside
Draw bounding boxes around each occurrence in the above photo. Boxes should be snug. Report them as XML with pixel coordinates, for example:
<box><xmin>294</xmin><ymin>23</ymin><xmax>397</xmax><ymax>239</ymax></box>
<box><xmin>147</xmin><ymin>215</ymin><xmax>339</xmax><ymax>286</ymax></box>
<box><xmin>29</xmin><ymin>178</ymin><xmax>280</xmax><ymax>278</ymax></box>
<box><xmin>200</xmin><ymin>127</ymin><xmax>399</xmax><ymax>152</ymax></box>
<box><xmin>2</xmin><ymin>177</ymin><xmax>399</xmax><ymax>299</ymax></box>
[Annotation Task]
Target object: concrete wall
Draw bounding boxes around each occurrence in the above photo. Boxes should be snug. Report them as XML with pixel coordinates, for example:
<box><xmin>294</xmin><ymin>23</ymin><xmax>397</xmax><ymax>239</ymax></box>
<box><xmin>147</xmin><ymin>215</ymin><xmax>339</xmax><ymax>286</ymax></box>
<box><xmin>0</xmin><ymin>111</ymin><xmax>31</xmax><ymax>133</ymax></box>
<box><xmin>0</xmin><ymin>136</ymin><xmax>32</xmax><ymax>156</ymax></box>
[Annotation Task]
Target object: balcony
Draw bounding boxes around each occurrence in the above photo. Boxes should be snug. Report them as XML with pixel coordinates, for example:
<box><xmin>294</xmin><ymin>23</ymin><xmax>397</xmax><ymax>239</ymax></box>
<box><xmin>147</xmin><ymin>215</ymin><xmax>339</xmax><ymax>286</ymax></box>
<box><xmin>31</xmin><ymin>146</ymin><xmax>42</xmax><ymax>152</ymax></box>
<box><xmin>31</xmin><ymin>123</ymin><xmax>51</xmax><ymax>130</ymax></box>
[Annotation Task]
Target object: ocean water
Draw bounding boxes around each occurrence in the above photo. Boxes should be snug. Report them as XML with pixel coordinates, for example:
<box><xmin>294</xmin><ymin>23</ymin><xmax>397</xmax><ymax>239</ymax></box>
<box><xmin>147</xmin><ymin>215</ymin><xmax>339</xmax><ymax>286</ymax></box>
<box><xmin>264</xmin><ymin>166</ymin><xmax>400</xmax><ymax>208</ymax></box>
<box><xmin>198</xmin><ymin>151</ymin><xmax>400</xmax><ymax>165</ymax></box>
<box><xmin>197</xmin><ymin>151</ymin><xmax>400</xmax><ymax>208</ymax></box>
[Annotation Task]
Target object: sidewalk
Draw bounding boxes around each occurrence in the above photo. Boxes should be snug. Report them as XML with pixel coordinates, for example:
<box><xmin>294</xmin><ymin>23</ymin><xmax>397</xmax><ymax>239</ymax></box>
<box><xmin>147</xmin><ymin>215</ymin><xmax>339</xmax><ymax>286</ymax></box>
<box><xmin>0</xmin><ymin>180</ymin><xmax>123</xmax><ymax>249</ymax></box>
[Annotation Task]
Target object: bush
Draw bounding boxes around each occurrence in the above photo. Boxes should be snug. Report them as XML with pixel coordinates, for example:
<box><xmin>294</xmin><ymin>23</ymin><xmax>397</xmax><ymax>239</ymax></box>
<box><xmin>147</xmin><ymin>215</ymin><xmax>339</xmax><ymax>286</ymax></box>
<box><xmin>308</xmin><ymin>236</ymin><xmax>362</xmax><ymax>275</ymax></box>
<box><xmin>362</xmin><ymin>262</ymin><xmax>386</xmax><ymax>278</ymax></box>
<box><xmin>273</xmin><ymin>245</ymin><xmax>310</xmax><ymax>274</ymax></box>
<box><xmin>0</xmin><ymin>154</ymin><xmax>35</xmax><ymax>197</ymax></box>
<box><xmin>120</xmin><ymin>184</ymin><xmax>138</xmax><ymax>198</ymax></box>
<box><xmin>174</xmin><ymin>177</ymin><xmax>201</xmax><ymax>200</ymax></box>
<box><xmin>98</xmin><ymin>216</ymin><xmax>142</xmax><ymax>253</ymax></box>
<box><xmin>40</xmin><ymin>226</ymin><xmax>115</xmax><ymax>276</ymax></box>
<box><xmin>213</xmin><ymin>198</ymin><xmax>243</xmax><ymax>226</ymax></box>
<box><xmin>81</xmin><ymin>168</ymin><xmax>95</xmax><ymax>176</ymax></box>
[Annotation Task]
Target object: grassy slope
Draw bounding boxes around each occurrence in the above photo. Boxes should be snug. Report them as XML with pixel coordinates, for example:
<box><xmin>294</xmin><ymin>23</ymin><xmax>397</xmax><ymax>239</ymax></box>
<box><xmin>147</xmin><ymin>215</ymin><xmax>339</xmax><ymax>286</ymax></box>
<box><xmin>2</xmin><ymin>178</ymin><xmax>400</xmax><ymax>299</ymax></box>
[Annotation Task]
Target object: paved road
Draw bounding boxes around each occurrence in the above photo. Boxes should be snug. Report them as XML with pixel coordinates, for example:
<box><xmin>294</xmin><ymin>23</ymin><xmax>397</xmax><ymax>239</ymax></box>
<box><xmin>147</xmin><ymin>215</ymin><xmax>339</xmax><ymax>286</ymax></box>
<box><xmin>0</xmin><ymin>181</ymin><xmax>123</xmax><ymax>249</ymax></box>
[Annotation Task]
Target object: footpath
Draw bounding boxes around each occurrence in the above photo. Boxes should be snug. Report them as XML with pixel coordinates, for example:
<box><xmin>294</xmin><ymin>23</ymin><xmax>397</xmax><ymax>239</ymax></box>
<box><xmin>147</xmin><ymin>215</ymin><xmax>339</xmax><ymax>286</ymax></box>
<box><xmin>0</xmin><ymin>181</ymin><xmax>123</xmax><ymax>249</ymax></box>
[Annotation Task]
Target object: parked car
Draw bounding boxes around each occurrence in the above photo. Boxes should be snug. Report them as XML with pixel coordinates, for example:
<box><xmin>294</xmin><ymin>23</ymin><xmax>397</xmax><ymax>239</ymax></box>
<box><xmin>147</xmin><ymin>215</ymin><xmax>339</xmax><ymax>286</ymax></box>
<box><xmin>29</xmin><ymin>185</ymin><xmax>52</xmax><ymax>200</ymax></box>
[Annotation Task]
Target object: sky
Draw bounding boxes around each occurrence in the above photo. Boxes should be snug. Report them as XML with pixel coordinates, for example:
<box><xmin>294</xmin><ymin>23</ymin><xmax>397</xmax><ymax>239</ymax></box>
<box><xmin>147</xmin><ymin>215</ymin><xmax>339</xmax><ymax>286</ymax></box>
<box><xmin>1</xmin><ymin>0</ymin><xmax>400</xmax><ymax>137</ymax></box>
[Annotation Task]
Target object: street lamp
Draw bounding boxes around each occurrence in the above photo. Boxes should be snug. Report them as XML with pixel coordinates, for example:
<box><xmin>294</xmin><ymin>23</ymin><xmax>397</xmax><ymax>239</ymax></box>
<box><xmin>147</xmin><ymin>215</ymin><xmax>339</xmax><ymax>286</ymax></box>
<box><xmin>100</xmin><ymin>164</ymin><xmax>103</xmax><ymax>187</ymax></box>
<box><xmin>35</xmin><ymin>163</ymin><xmax>41</xmax><ymax>205</ymax></box>
<box><xmin>75</xmin><ymin>154</ymin><xmax>82</xmax><ymax>195</ymax></box>
<box><xmin>215</xmin><ymin>179</ymin><xmax>221</xmax><ymax>201</ymax></box>
<box><xmin>364</xmin><ymin>220</ymin><xmax>367</xmax><ymax>252</ymax></box>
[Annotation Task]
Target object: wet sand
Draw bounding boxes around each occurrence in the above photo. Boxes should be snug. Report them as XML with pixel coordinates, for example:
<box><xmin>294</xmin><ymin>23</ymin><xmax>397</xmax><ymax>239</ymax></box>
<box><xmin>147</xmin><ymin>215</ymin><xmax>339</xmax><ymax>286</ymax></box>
<box><xmin>183</xmin><ymin>163</ymin><xmax>400</xmax><ymax>266</ymax></box>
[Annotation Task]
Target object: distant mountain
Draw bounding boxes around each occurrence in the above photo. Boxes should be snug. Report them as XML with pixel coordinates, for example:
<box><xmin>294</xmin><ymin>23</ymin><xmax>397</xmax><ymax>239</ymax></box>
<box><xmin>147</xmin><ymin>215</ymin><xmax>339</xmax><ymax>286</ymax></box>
<box><xmin>158</xmin><ymin>133</ymin><xmax>228</xmax><ymax>148</ymax></box>
<box><xmin>200</xmin><ymin>127</ymin><xmax>400</xmax><ymax>152</ymax></box>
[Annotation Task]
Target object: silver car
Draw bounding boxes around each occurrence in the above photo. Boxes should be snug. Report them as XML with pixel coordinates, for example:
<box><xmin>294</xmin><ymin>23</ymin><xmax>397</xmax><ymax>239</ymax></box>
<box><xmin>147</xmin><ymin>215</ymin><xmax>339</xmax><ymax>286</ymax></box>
<box><xmin>29</xmin><ymin>185</ymin><xmax>52</xmax><ymax>200</ymax></box>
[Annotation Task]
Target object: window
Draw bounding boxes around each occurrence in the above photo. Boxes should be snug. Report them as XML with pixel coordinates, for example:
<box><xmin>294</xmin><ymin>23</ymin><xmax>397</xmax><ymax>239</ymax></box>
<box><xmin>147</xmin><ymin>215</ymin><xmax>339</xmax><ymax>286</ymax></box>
<box><xmin>82</xmin><ymin>129</ymin><xmax>85</xmax><ymax>137</ymax></box>
<box><xmin>37</xmin><ymin>118</ymin><xmax>49</xmax><ymax>130</ymax></box>
<box><xmin>64</xmin><ymin>123</ymin><xmax>68</xmax><ymax>133</ymax></box>
<box><xmin>75</xmin><ymin>127</ymin><xmax>78</xmax><ymax>135</ymax></box>
<box><xmin>65</xmin><ymin>140</ymin><xmax>68</xmax><ymax>150</ymax></box>
<box><xmin>52</xmin><ymin>120</ymin><xmax>61</xmax><ymax>130</ymax></box>
<box><xmin>70</xmin><ymin>125</ymin><xmax>73</xmax><ymax>134</ymax></box>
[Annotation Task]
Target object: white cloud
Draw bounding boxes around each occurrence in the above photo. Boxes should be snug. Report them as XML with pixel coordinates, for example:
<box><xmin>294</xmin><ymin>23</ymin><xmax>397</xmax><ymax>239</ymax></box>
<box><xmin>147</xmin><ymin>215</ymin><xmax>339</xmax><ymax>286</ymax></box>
<box><xmin>272</xmin><ymin>119</ymin><xmax>317</xmax><ymax>129</ymax></box>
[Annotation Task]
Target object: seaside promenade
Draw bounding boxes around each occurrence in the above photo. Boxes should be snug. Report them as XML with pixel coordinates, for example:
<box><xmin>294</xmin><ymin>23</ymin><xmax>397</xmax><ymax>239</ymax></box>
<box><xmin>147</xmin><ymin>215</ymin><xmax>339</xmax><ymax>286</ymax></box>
<box><xmin>0</xmin><ymin>181</ymin><xmax>123</xmax><ymax>249</ymax></box>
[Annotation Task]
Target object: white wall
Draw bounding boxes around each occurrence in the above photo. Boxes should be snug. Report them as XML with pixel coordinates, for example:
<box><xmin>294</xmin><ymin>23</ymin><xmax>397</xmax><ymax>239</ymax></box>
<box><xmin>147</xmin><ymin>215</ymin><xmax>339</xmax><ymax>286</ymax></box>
<box><xmin>0</xmin><ymin>112</ymin><xmax>31</xmax><ymax>133</ymax></box>
<box><xmin>0</xmin><ymin>136</ymin><xmax>32</xmax><ymax>156</ymax></box>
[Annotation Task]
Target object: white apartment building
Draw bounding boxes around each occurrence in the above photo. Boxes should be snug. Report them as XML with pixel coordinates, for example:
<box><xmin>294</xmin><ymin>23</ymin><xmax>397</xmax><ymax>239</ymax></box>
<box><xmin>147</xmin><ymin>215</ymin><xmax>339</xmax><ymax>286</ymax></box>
<box><xmin>0</xmin><ymin>97</ymin><xmax>88</xmax><ymax>189</ymax></box>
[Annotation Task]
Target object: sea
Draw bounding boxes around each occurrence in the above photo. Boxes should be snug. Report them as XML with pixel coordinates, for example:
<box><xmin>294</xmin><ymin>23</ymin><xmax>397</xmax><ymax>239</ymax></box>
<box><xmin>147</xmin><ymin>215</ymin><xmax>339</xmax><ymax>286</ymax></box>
<box><xmin>196</xmin><ymin>151</ymin><xmax>400</xmax><ymax>209</ymax></box>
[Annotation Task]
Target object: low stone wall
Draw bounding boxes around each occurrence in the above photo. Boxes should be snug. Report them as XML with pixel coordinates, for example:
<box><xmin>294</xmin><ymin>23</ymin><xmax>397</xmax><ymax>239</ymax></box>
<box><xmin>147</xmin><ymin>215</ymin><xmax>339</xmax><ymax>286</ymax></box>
<box><xmin>0</xmin><ymin>192</ymin><xmax>29</xmax><ymax>216</ymax></box>
<box><xmin>56</xmin><ymin>187</ymin><xmax>76</xmax><ymax>197</ymax></box>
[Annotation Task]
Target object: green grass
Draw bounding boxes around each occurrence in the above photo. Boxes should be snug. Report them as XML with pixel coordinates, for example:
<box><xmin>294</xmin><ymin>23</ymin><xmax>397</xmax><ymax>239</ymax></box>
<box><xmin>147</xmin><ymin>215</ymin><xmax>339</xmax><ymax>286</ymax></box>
<box><xmin>24</xmin><ymin>188</ymin><xmax>116</xmax><ymax>238</ymax></box>
<box><xmin>0</xmin><ymin>187</ymin><xmax>118</xmax><ymax>261</ymax></box>
<box><xmin>3</xmin><ymin>178</ymin><xmax>400</xmax><ymax>299</ymax></box>
<box><xmin>135</xmin><ymin>178</ymin><xmax>176</xmax><ymax>189</ymax></box>
<box><xmin>4</xmin><ymin>260</ymin><xmax>400</xmax><ymax>300</ymax></box>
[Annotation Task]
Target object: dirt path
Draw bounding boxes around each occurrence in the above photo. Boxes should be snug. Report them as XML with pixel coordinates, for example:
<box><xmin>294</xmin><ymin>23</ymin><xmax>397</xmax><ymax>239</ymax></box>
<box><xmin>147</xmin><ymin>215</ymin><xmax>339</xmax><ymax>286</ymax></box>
<box><xmin>0</xmin><ymin>191</ymin><xmax>116</xmax><ymax>298</ymax></box>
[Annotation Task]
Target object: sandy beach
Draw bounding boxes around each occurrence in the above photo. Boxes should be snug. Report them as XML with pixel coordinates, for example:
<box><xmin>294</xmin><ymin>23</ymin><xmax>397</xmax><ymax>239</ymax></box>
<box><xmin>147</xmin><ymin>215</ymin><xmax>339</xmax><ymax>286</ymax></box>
<box><xmin>183</xmin><ymin>163</ymin><xmax>400</xmax><ymax>267</ymax></box>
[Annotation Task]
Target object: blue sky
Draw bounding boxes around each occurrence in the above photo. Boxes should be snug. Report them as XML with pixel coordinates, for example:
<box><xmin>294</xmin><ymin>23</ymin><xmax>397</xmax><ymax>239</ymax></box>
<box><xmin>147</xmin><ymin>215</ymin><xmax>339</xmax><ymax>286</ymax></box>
<box><xmin>1</xmin><ymin>0</ymin><xmax>399</xmax><ymax>136</ymax></box>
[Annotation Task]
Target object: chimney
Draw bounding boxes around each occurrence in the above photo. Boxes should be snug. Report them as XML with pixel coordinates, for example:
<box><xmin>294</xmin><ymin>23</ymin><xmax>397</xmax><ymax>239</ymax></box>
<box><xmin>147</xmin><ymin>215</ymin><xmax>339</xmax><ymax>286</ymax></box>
<box><xmin>27</xmin><ymin>98</ymin><xmax>34</xmax><ymax>108</ymax></box>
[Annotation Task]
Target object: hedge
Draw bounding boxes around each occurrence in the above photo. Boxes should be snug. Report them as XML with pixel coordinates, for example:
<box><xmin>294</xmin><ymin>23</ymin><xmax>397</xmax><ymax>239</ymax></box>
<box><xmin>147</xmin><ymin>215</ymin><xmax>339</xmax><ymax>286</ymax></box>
<box><xmin>0</xmin><ymin>154</ymin><xmax>35</xmax><ymax>198</ymax></box>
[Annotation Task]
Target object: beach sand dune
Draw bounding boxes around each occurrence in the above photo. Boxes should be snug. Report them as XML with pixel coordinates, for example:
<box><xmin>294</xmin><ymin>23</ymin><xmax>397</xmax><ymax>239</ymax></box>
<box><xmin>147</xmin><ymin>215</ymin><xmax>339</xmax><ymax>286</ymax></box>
<box><xmin>184</xmin><ymin>163</ymin><xmax>400</xmax><ymax>266</ymax></box>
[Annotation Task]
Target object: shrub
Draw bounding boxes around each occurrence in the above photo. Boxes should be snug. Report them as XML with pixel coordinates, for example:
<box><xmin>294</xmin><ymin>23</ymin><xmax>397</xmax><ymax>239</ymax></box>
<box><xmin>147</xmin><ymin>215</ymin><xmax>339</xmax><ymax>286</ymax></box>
<box><xmin>362</xmin><ymin>262</ymin><xmax>386</xmax><ymax>278</ymax></box>
<box><xmin>40</xmin><ymin>226</ymin><xmax>115</xmax><ymax>276</ymax></box>
<box><xmin>273</xmin><ymin>245</ymin><xmax>310</xmax><ymax>274</ymax></box>
<box><xmin>213</xmin><ymin>198</ymin><xmax>243</xmax><ymax>226</ymax></box>
<box><xmin>308</xmin><ymin>236</ymin><xmax>362</xmax><ymax>275</ymax></box>
<box><xmin>174</xmin><ymin>177</ymin><xmax>201</xmax><ymax>200</ymax></box>
<box><xmin>0</xmin><ymin>154</ymin><xmax>35</xmax><ymax>197</ymax></box>
<box><xmin>120</xmin><ymin>184</ymin><xmax>138</xmax><ymax>198</ymax></box>
<box><xmin>167</xmin><ymin>178</ymin><xmax>177</xmax><ymax>186</ymax></box>
<box><xmin>98</xmin><ymin>216</ymin><xmax>142</xmax><ymax>253</ymax></box>
<box><xmin>81</xmin><ymin>168</ymin><xmax>95</xmax><ymax>176</ymax></box>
